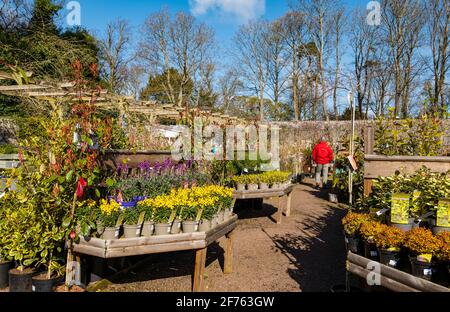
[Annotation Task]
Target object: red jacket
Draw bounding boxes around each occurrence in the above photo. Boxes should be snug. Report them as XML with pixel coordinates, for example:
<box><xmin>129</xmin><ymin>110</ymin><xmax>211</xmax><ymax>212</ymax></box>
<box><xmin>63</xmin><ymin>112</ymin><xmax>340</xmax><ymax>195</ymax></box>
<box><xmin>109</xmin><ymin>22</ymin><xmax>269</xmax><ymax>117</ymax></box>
<box><xmin>312</xmin><ymin>141</ymin><xmax>334</xmax><ymax>165</ymax></box>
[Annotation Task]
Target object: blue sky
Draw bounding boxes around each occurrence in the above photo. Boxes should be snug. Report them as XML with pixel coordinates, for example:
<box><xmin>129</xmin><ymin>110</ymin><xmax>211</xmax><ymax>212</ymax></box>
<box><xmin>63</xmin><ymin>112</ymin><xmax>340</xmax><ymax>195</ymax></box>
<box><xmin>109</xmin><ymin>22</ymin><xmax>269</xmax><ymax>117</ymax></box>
<box><xmin>69</xmin><ymin>0</ymin><xmax>364</xmax><ymax>48</ymax></box>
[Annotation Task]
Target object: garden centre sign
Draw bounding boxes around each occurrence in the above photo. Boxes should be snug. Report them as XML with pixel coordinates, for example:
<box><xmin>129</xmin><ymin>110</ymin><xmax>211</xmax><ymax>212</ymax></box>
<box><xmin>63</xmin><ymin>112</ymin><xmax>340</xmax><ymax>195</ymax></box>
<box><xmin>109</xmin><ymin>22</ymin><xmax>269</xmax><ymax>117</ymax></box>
<box><xmin>171</xmin><ymin>118</ymin><xmax>280</xmax><ymax>166</ymax></box>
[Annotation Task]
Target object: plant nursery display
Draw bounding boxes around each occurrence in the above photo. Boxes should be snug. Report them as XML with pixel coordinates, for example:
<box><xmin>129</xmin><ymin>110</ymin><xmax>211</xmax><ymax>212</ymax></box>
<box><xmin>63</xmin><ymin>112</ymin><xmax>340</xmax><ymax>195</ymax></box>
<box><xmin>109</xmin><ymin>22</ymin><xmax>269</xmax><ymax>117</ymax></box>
<box><xmin>232</xmin><ymin>171</ymin><xmax>291</xmax><ymax>191</ymax></box>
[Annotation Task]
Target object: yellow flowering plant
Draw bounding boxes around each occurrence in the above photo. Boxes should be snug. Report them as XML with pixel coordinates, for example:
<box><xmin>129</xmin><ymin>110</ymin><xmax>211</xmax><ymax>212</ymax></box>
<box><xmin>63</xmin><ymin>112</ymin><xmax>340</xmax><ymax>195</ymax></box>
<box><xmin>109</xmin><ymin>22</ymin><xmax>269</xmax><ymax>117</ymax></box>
<box><xmin>97</xmin><ymin>199</ymin><xmax>121</xmax><ymax>227</ymax></box>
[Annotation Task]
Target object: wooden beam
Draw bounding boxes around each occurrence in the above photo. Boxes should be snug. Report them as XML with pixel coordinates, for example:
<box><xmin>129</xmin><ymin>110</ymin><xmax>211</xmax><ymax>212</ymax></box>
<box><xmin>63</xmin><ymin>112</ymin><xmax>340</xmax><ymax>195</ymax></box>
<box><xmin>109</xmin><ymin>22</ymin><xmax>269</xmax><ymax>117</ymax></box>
<box><xmin>365</xmin><ymin>125</ymin><xmax>375</xmax><ymax>155</ymax></box>
<box><xmin>224</xmin><ymin>230</ymin><xmax>235</xmax><ymax>274</ymax></box>
<box><xmin>193</xmin><ymin>247</ymin><xmax>207</xmax><ymax>292</ymax></box>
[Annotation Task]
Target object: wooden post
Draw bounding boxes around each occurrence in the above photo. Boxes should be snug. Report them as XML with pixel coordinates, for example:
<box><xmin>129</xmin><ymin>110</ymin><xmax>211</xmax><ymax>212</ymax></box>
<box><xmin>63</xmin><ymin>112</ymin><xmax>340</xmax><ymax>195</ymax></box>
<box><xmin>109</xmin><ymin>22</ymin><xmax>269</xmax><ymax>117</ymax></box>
<box><xmin>286</xmin><ymin>192</ymin><xmax>292</xmax><ymax>217</ymax></box>
<box><xmin>224</xmin><ymin>230</ymin><xmax>235</xmax><ymax>274</ymax></box>
<box><xmin>193</xmin><ymin>247</ymin><xmax>207</xmax><ymax>292</ymax></box>
<box><xmin>277</xmin><ymin>196</ymin><xmax>283</xmax><ymax>224</ymax></box>
<box><xmin>365</xmin><ymin>124</ymin><xmax>375</xmax><ymax>155</ymax></box>
<box><xmin>364</xmin><ymin>178</ymin><xmax>374</xmax><ymax>197</ymax></box>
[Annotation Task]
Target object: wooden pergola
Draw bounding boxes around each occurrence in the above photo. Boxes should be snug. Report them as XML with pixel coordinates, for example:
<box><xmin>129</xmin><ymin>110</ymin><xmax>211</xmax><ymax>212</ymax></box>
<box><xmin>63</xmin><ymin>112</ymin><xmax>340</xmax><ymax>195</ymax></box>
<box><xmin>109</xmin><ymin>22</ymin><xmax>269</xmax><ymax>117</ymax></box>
<box><xmin>0</xmin><ymin>79</ymin><xmax>246</xmax><ymax>126</ymax></box>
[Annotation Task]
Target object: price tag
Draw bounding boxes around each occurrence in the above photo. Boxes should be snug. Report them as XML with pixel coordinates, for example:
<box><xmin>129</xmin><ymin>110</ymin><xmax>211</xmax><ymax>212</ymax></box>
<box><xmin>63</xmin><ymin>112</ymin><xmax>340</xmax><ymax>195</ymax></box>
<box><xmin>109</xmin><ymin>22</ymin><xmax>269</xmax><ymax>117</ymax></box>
<box><xmin>116</xmin><ymin>215</ymin><xmax>124</xmax><ymax>227</ymax></box>
<box><xmin>196</xmin><ymin>209</ymin><xmax>203</xmax><ymax>222</ymax></box>
<box><xmin>168</xmin><ymin>210</ymin><xmax>177</xmax><ymax>223</ymax></box>
<box><xmin>138</xmin><ymin>212</ymin><xmax>145</xmax><ymax>225</ymax></box>
<box><xmin>391</xmin><ymin>193</ymin><xmax>410</xmax><ymax>225</ymax></box>
<box><xmin>437</xmin><ymin>199</ymin><xmax>450</xmax><ymax>227</ymax></box>
<box><xmin>389</xmin><ymin>260</ymin><xmax>397</xmax><ymax>267</ymax></box>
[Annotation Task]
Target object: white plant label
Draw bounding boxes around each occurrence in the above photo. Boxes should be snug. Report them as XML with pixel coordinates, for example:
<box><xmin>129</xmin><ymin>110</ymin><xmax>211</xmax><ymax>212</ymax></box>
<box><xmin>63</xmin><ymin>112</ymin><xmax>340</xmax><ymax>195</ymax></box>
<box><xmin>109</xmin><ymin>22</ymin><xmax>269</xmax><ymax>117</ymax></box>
<box><xmin>115</xmin><ymin>230</ymin><xmax>119</xmax><ymax>238</ymax></box>
<box><xmin>136</xmin><ymin>229</ymin><xmax>140</xmax><ymax>235</ymax></box>
<box><xmin>424</xmin><ymin>269</ymin><xmax>432</xmax><ymax>276</ymax></box>
<box><xmin>389</xmin><ymin>260</ymin><xmax>397</xmax><ymax>267</ymax></box>
<box><xmin>370</xmin><ymin>251</ymin><xmax>378</xmax><ymax>257</ymax></box>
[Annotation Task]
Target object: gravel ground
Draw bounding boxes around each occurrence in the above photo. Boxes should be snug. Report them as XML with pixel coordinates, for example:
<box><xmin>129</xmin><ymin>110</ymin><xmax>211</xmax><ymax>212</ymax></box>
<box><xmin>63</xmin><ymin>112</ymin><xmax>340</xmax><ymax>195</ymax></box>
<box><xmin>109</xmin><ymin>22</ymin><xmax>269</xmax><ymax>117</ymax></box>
<box><xmin>102</xmin><ymin>180</ymin><xmax>348</xmax><ymax>292</ymax></box>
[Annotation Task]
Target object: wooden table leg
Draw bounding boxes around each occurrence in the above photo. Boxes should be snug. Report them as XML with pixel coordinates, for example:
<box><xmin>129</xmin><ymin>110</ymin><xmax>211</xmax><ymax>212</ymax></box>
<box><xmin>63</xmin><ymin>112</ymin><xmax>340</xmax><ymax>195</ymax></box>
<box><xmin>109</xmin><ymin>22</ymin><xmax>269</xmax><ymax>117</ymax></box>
<box><xmin>224</xmin><ymin>230</ymin><xmax>235</xmax><ymax>274</ymax></box>
<box><xmin>193</xmin><ymin>247</ymin><xmax>207</xmax><ymax>292</ymax></box>
<box><xmin>277</xmin><ymin>196</ymin><xmax>282</xmax><ymax>224</ymax></box>
<box><xmin>286</xmin><ymin>192</ymin><xmax>292</xmax><ymax>217</ymax></box>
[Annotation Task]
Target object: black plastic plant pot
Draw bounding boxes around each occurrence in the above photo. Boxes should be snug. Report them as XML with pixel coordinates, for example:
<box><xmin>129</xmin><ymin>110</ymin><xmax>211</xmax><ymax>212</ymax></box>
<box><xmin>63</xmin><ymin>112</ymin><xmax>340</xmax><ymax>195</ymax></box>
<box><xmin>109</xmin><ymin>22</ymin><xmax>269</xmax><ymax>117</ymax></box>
<box><xmin>345</xmin><ymin>235</ymin><xmax>362</xmax><ymax>255</ymax></box>
<box><xmin>9</xmin><ymin>269</ymin><xmax>34</xmax><ymax>292</ymax></box>
<box><xmin>410</xmin><ymin>257</ymin><xmax>434</xmax><ymax>281</ymax></box>
<box><xmin>0</xmin><ymin>261</ymin><xmax>12</xmax><ymax>289</ymax></box>
<box><xmin>379</xmin><ymin>249</ymin><xmax>402</xmax><ymax>268</ymax></box>
<box><xmin>363</xmin><ymin>240</ymin><xmax>379</xmax><ymax>261</ymax></box>
<box><xmin>32</xmin><ymin>274</ymin><xmax>62</xmax><ymax>292</ymax></box>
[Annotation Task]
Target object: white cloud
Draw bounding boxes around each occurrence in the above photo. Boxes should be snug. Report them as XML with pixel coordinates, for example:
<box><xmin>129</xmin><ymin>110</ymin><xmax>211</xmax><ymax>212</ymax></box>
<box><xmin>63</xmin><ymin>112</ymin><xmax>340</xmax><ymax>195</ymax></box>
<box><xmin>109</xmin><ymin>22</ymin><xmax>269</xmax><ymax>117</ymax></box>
<box><xmin>189</xmin><ymin>0</ymin><xmax>266</xmax><ymax>22</ymax></box>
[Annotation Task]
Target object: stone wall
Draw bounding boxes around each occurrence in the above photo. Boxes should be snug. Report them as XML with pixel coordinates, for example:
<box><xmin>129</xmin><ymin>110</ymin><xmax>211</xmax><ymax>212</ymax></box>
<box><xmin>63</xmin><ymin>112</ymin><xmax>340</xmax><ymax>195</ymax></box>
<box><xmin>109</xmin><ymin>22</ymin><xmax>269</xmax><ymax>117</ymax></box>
<box><xmin>0</xmin><ymin>118</ymin><xmax>18</xmax><ymax>145</ymax></box>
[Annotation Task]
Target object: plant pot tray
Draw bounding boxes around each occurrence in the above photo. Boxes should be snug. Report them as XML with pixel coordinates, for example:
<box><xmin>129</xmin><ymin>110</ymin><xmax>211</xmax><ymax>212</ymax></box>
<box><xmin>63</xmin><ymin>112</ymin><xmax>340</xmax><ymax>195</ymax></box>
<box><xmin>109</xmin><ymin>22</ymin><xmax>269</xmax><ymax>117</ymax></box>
<box><xmin>347</xmin><ymin>251</ymin><xmax>449</xmax><ymax>292</ymax></box>
<box><xmin>73</xmin><ymin>215</ymin><xmax>238</xmax><ymax>259</ymax></box>
<box><xmin>233</xmin><ymin>185</ymin><xmax>294</xmax><ymax>224</ymax></box>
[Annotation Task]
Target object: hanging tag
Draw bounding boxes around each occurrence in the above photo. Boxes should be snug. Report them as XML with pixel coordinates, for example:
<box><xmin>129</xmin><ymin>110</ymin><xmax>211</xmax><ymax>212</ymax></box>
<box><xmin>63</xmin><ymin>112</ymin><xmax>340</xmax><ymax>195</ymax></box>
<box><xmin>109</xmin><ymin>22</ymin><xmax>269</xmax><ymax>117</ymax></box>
<box><xmin>138</xmin><ymin>212</ymin><xmax>145</xmax><ymax>225</ymax></box>
<box><xmin>437</xmin><ymin>199</ymin><xmax>450</xmax><ymax>227</ymax></box>
<box><xmin>196</xmin><ymin>209</ymin><xmax>203</xmax><ymax>222</ymax></box>
<box><xmin>168</xmin><ymin>210</ymin><xmax>177</xmax><ymax>223</ymax></box>
<box><xmin>116</xmin><ymin>215</ymin><xmax>124</xmax><ymax>227</ymax></box>
<box><xmin>391</xmin><ymin>193</ymin><xmax>410</xmax><ymax>224</ymax></box>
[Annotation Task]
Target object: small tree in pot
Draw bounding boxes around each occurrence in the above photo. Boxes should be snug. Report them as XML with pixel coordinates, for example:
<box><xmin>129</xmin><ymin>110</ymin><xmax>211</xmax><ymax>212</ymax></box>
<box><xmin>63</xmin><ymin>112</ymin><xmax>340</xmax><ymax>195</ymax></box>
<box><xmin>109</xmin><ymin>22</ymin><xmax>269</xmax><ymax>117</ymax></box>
<box><xmin>372</xmin><ymin>225</ymin><xmax>405</xmax><ymax>268</ymax></box>
<box><xmin>404</xmin><ymin>228</ymin><xmax>441</xmax><ymax>281</ymax></box>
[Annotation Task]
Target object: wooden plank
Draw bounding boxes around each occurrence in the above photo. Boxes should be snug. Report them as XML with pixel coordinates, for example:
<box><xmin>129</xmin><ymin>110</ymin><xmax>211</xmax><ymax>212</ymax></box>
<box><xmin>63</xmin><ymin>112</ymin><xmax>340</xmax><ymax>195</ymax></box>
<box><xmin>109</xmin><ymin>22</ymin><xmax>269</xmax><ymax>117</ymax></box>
<box><xmin>0</xmin><ymin>154</ymin><xmax>19</xmax><ymax>160</ymax></box>
<box><xmin>286</xmin><ymin>192</ymin><xmax>292</xmax><ymax>217</ymax></box>
<box><xmin>364</xmin><ymin>179</ymin><xmax>374</xmax><ymax>197</ymax></box>
<box><xmin>364</xmin><ymin>155</ymin><xmax>450</xmax><ymax>179</ymax></box>
<box><xmin>0</xmin><ymin>85</ymin><xmax>50</xmax><ymax>91</ymax></box>
<box><xmin>348</xmin><ymin>252</ymin><xmax>450</xmax><ymax>292</ymax></box>
<box><xmin>193</xmin><ymin>248</ymin><xmax>207</xmax><ymax>292</ymax></box>
<box><xmin>105</xmin><ymin>240</ymin><xmax>207</xmax><ymax>258</ymax></box>
<box><xmin>105</xmin><ymin>232</ymin><xmax>206</xmax><ymax>249</ymax></box>
<box><xmin>277</xmin><ymin>196</ymin><xmax>283</xmax><ymax>224</ymax></box>
<box><xmin>365</xmin><ymin>125</ymin><xmax>375</xmax><ymax>155</ymax></box>
<box><xmin>224</xmin><ymin>230</ymin><xmax>235</xmax><ymax>274</ymax></box>
<box><xmin>72</xmin><ymin>244</ymin><xmax>106</xmax><ymax>258</ymax></box>
<box><xmin>205</xmin><ymin>221</ymin><xmax>237</xmax><ymax>246</ymax></box>
<box><xmin>233</xmin><ymin>185</ymin><xmax>294</xmax><ymax>200</ymax></box>
<box><xmin>347</xmin><ymin>263</ymin><xmax>419</xmax><ymax>292</ymax></box>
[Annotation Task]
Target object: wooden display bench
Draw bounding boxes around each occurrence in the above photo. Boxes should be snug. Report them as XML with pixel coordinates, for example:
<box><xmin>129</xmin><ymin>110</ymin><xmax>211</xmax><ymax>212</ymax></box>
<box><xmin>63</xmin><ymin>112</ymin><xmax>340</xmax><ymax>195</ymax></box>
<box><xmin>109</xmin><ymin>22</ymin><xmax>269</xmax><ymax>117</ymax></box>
<box><xmin>347</xmin><ymin>252</ymin><xmax>449</xmax><ymax>292</ymax></box>
<box><xmin>72</xmin><ymin>215</ymin><xmax>238</xmax><ymax>292</ymax></box>
<box><xmin>233</xmin><ymin>185</ymin><xmax>294</xmax><ymax>224</ymax></box>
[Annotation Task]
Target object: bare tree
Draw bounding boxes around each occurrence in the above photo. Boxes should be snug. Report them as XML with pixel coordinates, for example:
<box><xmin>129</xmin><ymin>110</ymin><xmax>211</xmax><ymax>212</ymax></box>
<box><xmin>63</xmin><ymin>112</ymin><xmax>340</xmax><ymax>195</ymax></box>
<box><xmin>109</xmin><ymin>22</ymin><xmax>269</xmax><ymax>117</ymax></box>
<box><xmin>139</xmin><ymin>9</ymin><xmax>215</xmax><ymax>108</ymax></box>
<box><xmin>218</xmin><ymin>69</ymin><xmax>243</xmax><ymax>114</ymax></box>
<box><xmin>428</xmin><ymin>0</ymin><xmax>450</xmax><ymax>117</ymax></box>
<box><xmin>381</xmin><ymin>0</ymin><xmax>426</xmax><ymax>118</ymax></box>
<box><xmin>124</xmin><ymin>63</ymin><xmax>146</xmax><ymax>100</ymax></box>
<box><xmin>331</xmin><ymin>7</ymin><xmax>345</xmax><ymax>120</ymax></box>
<box><xmin>0</xmin><ymin>0</ymin><xmax>30</xmax><ymax>31</ymax></box>
<box><xmin>98</xmin><ymin>19</ymin><xmax>133</xmax><ymax>94</ymax></box>
<box><xmin>350</xmin><ymin>9</ymin><xmax>377</xmax><ymax>119</ymax></box>
<box><xmin>265</xmin><ymin>19</ymin><xmax>288</xmax><ymax>108</ymax></box>
<box><xmin>279</xmin><ymin>12</ymin><xmax>308</xmax><ymax>120</ymax></box>
<box><xmin>296</xmin><ymin>0</ymin><xmax>336</xmax><ymax>121</ymax></box>
<box><xmin>233</xmin><ymin>20</ymin><xmax>270</xmax><ymax>121</ymax></box>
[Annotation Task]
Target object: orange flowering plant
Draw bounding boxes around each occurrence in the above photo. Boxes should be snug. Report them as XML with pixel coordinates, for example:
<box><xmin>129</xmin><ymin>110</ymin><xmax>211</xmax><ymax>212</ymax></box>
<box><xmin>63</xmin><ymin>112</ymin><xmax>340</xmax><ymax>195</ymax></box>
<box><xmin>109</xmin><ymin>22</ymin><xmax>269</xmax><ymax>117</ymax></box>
<box><xmin>403</xmin><ymin>228</ymin><xmax>441</xmax><ymax>257</ymax></box>
<box><xmin>359</xmin><ymin>220</ymin><xmax>385</xmax><ymax>242</ymax></box>
<box><xmin>372</xmin><ymin>225</ymin><xmax>405</xmax><ymax>250</ymax></box>
<box><xmin>342</xmin><ymin>212</ymin><xmax>372</xmax><ymax>236</ymax></box>
<box><xmin>436</xmin><ymin>232</ymin><xmax>450</xmax><ymax>262</ymax></box>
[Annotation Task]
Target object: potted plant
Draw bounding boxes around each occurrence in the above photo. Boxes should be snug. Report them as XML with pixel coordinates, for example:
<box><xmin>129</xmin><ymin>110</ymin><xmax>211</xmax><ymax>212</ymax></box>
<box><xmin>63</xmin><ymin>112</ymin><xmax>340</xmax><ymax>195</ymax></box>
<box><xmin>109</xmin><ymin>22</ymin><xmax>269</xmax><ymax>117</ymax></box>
<box><xmin>199</xmin><ymin>205</ymin><xmax>216</xmax><ymax>232</ymax></box>
<box><xmin>247</xmin><ymin>174</ymin><xmax>259</xmax><ymax>191</ymax></box>
<box><xmin>435</xmin><ymin>232</ymin><xmax>450</xmax><ymax>283</ymax></box>
<box><xmin>153</xmin><ymin>206</ymin><xmax>173</xmax><ymax>235</ymax></box>
<box><xmin>359</xmin><ymin>220</ymin><xmax>385</xmax><ymax>261</ymax></box>
<box><xmin>97</xmin><ymin>199</ymin><xmax>121</xmax><ymax>240</ymax></box>
<box><xmin>32</xmin><ymin>259</ymin><xmax>65</xmax><ymax>293</ymax></box>
<box><xmin>122</xmin><ymin>208</ymin><xmax>142</xmax><ymax>239</ymax></box>
<box><xmin>0</xmin><ymin>200</ymin><xmax>12</xmax><ymax>289</ymax></box>
<box><xmin>138</xmin><ymin>199</ymin><xmax>155</xmax><ymax>237</ymax></box>
<box><xmin>403</xmin><ymin>228</ymin><xmax>441</xmax><ymax>281</ymax></box>
<box><xmin>259</xmin><ymin>173</ymin><xmax>270</xmax><ymax>190</ymax></box>
<box><xmin>342</xmin><ymin>212</ymin><xmax>372</xmax><ymax>255</ymax></box>
<box><xmin>232</xmin><ymin>175</ymin><xmax>248</xmax><ymax>191</ymax></box>
<box><xmin>372</xmin><ymin>225</ymin><xmax>405</xmax><ymax>268</ymax></box>
<box><xmin>180</xmin><ymin>205</ymin><xmax>200</xmax><ymax>233</ymax></box>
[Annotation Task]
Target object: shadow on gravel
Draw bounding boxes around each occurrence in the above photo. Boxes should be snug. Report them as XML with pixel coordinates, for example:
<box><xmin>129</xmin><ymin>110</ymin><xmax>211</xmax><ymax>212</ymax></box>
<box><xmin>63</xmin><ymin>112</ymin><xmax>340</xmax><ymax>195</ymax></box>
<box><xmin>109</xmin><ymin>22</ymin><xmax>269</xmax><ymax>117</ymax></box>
<box><xmin>265</xmin><ymin>205</ymin><xmax>348</xmax><ymax>292</ymax></box>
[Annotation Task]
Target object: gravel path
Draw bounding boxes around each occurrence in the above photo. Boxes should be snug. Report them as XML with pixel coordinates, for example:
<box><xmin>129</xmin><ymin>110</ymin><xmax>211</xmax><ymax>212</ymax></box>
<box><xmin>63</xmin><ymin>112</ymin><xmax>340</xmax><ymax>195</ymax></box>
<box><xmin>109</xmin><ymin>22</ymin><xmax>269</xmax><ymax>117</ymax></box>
<box><xmin>100</xmin><ymin>181</ymin><xmax>348</xmax><ymax>292</ymax></box>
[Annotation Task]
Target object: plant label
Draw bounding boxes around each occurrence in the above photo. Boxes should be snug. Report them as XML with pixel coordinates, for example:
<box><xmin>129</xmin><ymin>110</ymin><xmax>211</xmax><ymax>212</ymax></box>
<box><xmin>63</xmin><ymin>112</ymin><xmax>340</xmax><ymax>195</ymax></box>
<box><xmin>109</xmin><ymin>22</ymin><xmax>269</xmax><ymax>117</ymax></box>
<box><xmin>169</xmin><ymin>211</ymin><xmax>177</xmax><ymax>223</ymax></box>
<box><xmin>32</xmin><ymin>285</ymin><xmax>36</xmax><ymax>292</ymax></box>
<box><xmin>196</xmin><ymin>209</ymin><xmax>203</xmax><ymax>222</ymax></box>
<box><xmin>138</xmin><ymin>212</ymin><xmax>145</xmax><ymax>225</ymax></box>
<box><xmin>116</xmin><ymin>215</ymin><xmax>124</xmax><ymax>227</ymax></box>
<box><xmin>437</xmin><ymin>199</ymin><xmax>450</xmax><ymax>227</ymax></box>
<box><xmin>347</xmin><ymin>155</ymin><xmax>358</xmax><ymax>171</ymax></box>
<box><xmin>115</xmin><ymin>230</ymin><xmax>119</xmax><ymax>238</ymax></box>
<box><xmin>424</xmin><ymin>269</ymin><xmax>432</xmax><ymax>276</ymax></box>
<box><xmin>370</xmin><ymin>251</ymin><xmax>378</xmax><ymax>257</ymax></box>
<box><xmin>391</xmin><ymin>194</ymin><xmax>410</xmax><ymax>225</ymax></box>
<box><xmin>345</xmin><ymin>238</ymin><xmax>349</xmax><ymax>244</ymax></box>
<box><xmin>389</xmin><ymin>260</ymin><xmax>397</xmax><ymax>267</ymax></box>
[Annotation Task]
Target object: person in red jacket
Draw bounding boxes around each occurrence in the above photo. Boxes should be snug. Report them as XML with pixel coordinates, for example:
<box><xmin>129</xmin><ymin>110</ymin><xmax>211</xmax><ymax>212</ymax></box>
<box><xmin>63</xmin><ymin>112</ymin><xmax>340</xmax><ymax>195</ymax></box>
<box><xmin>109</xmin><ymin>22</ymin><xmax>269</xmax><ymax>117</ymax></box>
<box><xmin>312</xmin><ymin>137</ymin><xmax>334</xmax><ymax>189</ymax></box>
